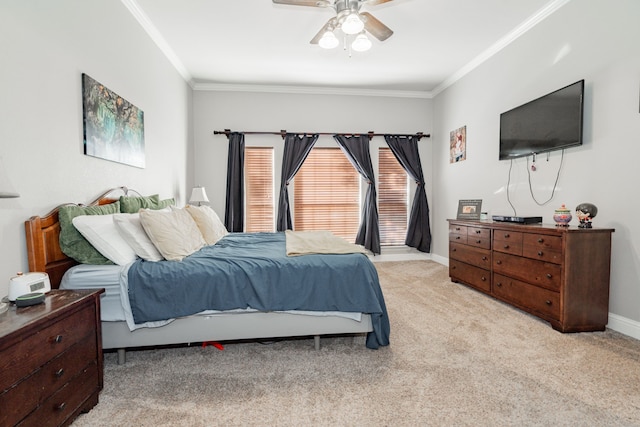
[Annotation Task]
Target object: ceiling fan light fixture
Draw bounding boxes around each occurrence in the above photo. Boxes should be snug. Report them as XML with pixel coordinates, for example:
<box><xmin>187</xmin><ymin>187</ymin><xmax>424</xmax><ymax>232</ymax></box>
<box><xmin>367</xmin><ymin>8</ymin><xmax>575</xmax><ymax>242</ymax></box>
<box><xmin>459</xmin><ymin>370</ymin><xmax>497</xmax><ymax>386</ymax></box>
<box><xmin>351</xmin><ymin>32</ymin><xmax>372</xmax><ymax>52</ymax></box>
<box><xmin>341</xmin><ymin>12</ymin><xmax>364</xmax><ymax>35</ymax></box>
<box><xmin>318</xmin><ymin>30</ymin><xmax>339</xmax><ymax>49</ymax></box>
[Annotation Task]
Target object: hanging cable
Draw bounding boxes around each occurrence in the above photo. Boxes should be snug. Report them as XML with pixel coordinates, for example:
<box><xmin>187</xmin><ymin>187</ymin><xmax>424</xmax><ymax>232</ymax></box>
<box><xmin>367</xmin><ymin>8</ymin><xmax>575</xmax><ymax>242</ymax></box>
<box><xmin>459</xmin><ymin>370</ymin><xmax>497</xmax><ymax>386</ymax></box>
<box><xmin>527</xmin><ymin>149</ymin><xmax>565</xmax><ymax>206</ymax></box>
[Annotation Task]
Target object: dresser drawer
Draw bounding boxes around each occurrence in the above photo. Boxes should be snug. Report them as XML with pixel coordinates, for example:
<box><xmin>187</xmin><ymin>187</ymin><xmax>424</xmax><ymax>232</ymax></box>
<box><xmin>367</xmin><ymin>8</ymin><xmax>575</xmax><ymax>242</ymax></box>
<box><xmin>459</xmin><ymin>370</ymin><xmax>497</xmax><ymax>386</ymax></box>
<box><xmin>450</xmin><ymin>259</ymin><xmax>491</xmax><ymax>293</ymax></box>
<box><xmin>466</xmin><ymin>226</ymin><xmax>491</xmax><ymax>249</ymax></box>
<box><xmin>523</xmin><ymin>233</ymin><xmax>562</xmax><ymax>264</ymax></box>
<box><xmin>0</xmin><ymin>304</ymin><xmax>96</xmax><ymax>392</ymax></box>
<box><xmin>17</xmin><ymin>362</ymin><xmax>99</xmax><ymax>427</ymax></box>
<box><xmin>449</xmin><ymin>224</ymin><xmax>468</xmax><ymax>236</ymax></box>
<box><xmin>450</xmin><ymin>242</ymin><xmax>491</xmax><ymax>269</ymax></box>
<box><xmin>493</xmin><ymin>230</ymin><xmax>523</xmax><ymax>255</ymax></box>
<box><xmin>0</xmin><ymin>334</ymin><xmax>97</xmax><ymax>426</ymax></box>
<box><xmin>493</xmin><ymin>273</ymin><xmax>560</xmax><ymax>320</ymax></box>
<box><xmin>449</xmin><ymin>232</ymin><xmax>468</xmax><ymax>245</ymax></box>
<box><xmin>493</xmin><ymin>252</ymin><xmax>561</xmax><ymax>291</ymax></box>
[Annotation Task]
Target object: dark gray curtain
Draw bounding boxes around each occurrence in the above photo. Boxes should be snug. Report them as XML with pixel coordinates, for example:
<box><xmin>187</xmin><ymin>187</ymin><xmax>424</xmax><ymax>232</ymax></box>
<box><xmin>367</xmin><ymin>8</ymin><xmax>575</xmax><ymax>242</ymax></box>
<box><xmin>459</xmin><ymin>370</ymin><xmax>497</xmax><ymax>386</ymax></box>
<box><xmin>384</xmin><ymin>135</ymin><xmax>431</xmax><ymax>252</ymax></box>
<box><xmin>224</xmin><ymin>132</ymin><xmax>245</xmax><ymax>232</ymax></box>
<box><xmin>276</xmin><ymin>133</ymin><xmax>319</xmax><ymax>231</ymax></box>
<box><xmin>334</xmin><ymin>135</ymin><xmax>380</xmax><ymax>254</ymax></box>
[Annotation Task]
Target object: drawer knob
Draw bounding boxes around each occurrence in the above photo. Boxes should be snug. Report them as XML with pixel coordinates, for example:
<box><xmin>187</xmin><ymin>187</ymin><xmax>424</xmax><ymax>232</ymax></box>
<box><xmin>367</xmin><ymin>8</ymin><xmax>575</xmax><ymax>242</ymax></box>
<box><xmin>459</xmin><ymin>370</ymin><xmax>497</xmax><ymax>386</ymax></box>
<box><xmin>546</xmin><ymin>273</ymin><xmax>552</xmax><ymax>279</ymax></box>
<box><xmin>482</xmin><ymin>256</ymin><xmax>487</xmax><ymax>261</ymax></box>
<box><xmin>456</xmin><ymin>236</ymin><xmax>461</xmax><ymax>240</ymax></box>
<box><xmin>481</xmin><ymin>276</ymin><xmax>487</xmax><ymax>281</ymax></box>
<box><xmin>545</xmin><ymin>300</ymin><xmax>552</xmax><ymax>306</ymax></box>
<box><xmin>496</xmin><ymin>260</ymin><xmax>502</xmax><ymax>265</ymax></box>
<box><xmin>476</xmin><ymin>239</ymin><xmax>482</xmax><ymax>244</ymax></box>
<box><xmin>56</xmin><ymin>402</ymin><xmax>67</xmax><ymax>411</ymax></box>
<box><xmin>476</xmin><ymin>230</ymin><xmax>481</xmax><ymax>234</ymax></box>
<box><xmin>496</xmin><ymin>282</ymin><xmax>502</xmax><ymax>287</ymax></box>
<box><xmin>538</xmin><ymin>238</ymin><xmax>544</xmax><ymax>243</ymax></box>
<box><xmin>54</xmin><ymin>335</ymin><xmax>63</xmax><ymax>344</ymax></box>
<box><xmin>452</xmin><ymin>265</ymin><xmax>456</xmax><ymax>270</ymax></box>
<box><xmin>455</xmin><ymin>227</ymin><xmax>461</xmax><ymax>231</ymax></box>
<box><xmin>504</xmin><ymin>233</ymin><xmax>510</xmax><ymax>238</ymax></box>
<box><xmin>452</xmin><ymin>248</ymin><xmax>457</xmax><ymax>252</ymax></box>
<box><xmin>538</xmin><ymin>251</ymin><xmax>543</xmax><ymax>256</ymax></box>
<box><xmin>503</xmin><ymin>245</ymin><xmax>510</xmax><ymax>249</ymax></box>
<box><xmin>55</xmin><ymin>368</ymin><xmax>65</xmax><ymax>378</ymax></box>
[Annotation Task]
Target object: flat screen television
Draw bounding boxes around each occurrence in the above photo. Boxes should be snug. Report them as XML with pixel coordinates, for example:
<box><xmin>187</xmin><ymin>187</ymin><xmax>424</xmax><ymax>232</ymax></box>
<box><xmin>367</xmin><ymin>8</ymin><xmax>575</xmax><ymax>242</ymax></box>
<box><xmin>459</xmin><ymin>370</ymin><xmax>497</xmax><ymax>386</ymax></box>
<box><xmin>499</xmin><ymin>79</ymin><xmax>584</xmax><ymax>160</ymax></box>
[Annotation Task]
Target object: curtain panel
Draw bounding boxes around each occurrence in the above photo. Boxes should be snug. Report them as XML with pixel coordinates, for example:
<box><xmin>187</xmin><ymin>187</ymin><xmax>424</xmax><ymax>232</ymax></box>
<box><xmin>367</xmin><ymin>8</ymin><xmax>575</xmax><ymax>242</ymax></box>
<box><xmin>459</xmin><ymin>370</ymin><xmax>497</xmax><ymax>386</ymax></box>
<box><xmin>224</xmin><ymin>132</ymin><xmax>245</xmax><ymax>232</ymax></box>
<box><xmin>276</xmin><ymin>133</ymin><xmax>319</xmax><ymax>231</ymax></box>
<box><xmin>333</xmin><ymin>135</ymin><xmax>381</xmax><ymax>254</ymax></box>
<box><xmin>384</xmin><ymin>135</ymin><xmax>431</xmax><ymax>252</ymax></box>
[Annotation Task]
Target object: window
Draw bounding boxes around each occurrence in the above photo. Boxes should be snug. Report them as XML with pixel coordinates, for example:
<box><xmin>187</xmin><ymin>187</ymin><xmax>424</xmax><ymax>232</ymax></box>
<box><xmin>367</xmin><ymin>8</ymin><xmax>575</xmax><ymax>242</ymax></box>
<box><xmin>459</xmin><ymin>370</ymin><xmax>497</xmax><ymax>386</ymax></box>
<box><xmin>378</xmin><ymin>147</ymin><xmax>408</xmax><ymax>246</ymax></box>
<box><xmin>293</xmin><ymin>148</ymin><xmax>360</xmax><ymax>241</ymax></box>
<box><xmin>244</xmin><ymin>147</ymin><xmax>274</xmax><ymax>232</ymax></box>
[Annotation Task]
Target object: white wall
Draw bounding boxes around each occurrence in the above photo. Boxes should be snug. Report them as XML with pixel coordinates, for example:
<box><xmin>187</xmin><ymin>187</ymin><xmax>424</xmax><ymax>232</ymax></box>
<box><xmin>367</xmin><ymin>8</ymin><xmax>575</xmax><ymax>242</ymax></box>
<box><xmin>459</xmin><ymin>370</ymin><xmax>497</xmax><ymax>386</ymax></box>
<box><xmin>192</xmin><ymin>90</ymin><xmax>433</xmax><ymax>251</ymax></box>
<box><xmin>0</xmin><ymin>0</ymin><xmax>192</xmax><ymax>297</ymax></box>
<box><xmin>432</xmin><ymin>0</ymin><xmax>640</xmax><ymax>335</ymax></box>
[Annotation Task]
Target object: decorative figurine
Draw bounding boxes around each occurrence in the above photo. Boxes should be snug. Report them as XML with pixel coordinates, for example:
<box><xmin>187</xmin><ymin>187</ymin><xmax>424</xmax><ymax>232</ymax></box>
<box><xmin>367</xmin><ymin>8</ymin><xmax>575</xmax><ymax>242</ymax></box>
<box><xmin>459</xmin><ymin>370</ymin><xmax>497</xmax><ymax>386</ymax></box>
<box><xmin>576</xmin><ymin>203</ymin><xmax>598</xmax><ymax>228</ymax></box>
<box><xmin>553</xmin><ymin>204</ymin><xmax>572</xmax><ymax>226</ymax></box>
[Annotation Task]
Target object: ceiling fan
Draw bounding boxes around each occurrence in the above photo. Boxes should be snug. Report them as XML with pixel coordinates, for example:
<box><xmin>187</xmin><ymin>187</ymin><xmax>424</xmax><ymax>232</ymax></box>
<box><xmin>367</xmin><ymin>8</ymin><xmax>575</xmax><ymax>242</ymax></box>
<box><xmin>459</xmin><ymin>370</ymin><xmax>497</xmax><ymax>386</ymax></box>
<box><xmin>273</xmin><ymin>0</ymin><xmax>394</xmax><ymax>52</ymax></box>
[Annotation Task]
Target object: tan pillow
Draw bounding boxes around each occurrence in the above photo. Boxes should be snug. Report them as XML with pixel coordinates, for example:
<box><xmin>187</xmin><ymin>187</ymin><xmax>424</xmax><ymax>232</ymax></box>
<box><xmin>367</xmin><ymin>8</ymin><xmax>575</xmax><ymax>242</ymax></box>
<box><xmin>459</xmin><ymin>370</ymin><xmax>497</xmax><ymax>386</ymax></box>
<box><xmin>185</xmin><ymin>205</ymin><xmax>229</xmax><ymax>245</ymax></box>
<box><xmin>139</xmin><ymin>207</ymin><xmax>206</xmax><ymax>261</ymax></box>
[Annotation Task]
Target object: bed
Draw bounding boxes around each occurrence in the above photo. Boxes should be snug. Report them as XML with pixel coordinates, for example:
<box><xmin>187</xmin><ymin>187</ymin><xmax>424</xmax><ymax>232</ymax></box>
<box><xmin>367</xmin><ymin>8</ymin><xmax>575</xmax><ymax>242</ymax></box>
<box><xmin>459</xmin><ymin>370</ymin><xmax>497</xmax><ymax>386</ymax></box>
<box><xmin>25</xmin><ymin>187</ymin><xmax>390</xmax><ymax>364</ymax></box>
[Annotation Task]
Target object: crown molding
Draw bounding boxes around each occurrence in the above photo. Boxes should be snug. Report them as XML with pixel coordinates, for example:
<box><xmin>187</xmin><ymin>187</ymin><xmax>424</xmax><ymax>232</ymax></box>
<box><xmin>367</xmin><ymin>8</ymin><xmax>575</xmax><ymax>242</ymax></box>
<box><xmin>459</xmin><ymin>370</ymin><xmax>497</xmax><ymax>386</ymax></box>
<box><xmin>121</xmin><ymin>0</ymin><xmax>192</xmax><ymax>82</ymax></box>
<box><xmin>431</xmin><ymin>0</ymin><xmax>572</xmax><ymax>96</ymax></box>
<box><xmin>190</xmin><ymin>82</ymin><xmax>433</xmax><ymax>99</ymax></box>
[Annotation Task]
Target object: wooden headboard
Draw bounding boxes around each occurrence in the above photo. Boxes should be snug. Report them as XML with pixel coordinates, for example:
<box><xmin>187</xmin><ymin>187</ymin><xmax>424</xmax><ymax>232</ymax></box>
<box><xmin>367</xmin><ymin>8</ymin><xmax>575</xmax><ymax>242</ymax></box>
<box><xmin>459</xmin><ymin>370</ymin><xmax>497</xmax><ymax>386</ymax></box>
<box><xmin>24</xmin><ymin>186</ymin><xmax>136</xmax><ymax>288</ymax></box>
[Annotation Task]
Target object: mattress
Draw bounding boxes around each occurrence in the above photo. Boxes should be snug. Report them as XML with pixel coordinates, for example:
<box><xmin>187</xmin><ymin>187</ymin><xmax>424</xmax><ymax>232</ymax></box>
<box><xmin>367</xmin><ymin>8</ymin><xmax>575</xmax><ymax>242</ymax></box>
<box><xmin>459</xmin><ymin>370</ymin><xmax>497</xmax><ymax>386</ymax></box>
<box><xmin>60</xmin><ymin>264</ymin><xmax>362</xmax><ymax>329</ymax></box>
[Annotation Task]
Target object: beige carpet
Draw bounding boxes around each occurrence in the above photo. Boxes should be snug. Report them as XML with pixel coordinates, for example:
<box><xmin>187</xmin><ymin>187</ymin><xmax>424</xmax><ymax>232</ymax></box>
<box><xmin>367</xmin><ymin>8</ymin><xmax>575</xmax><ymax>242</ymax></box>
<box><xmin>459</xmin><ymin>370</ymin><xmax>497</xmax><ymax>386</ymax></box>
<box><xmin>73</xmin><ymin>261</ymin><xmax>640</xmax><ymax>426</ymax></box>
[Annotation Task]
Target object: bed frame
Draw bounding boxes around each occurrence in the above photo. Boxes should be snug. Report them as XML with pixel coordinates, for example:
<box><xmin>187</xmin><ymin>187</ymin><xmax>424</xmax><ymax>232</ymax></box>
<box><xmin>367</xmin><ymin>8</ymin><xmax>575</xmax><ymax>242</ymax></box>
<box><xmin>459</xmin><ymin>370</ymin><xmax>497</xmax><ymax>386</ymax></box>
<box><xmin>25</xmin><ymin>187</ymin><xmax>372</xmax><ymax>364</ymax></box>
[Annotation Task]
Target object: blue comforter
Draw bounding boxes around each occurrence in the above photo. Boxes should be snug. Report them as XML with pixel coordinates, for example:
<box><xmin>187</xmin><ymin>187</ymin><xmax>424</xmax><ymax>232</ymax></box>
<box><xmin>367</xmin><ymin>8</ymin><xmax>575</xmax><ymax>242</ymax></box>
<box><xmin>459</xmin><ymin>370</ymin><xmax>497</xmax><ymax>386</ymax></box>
<box><xmin>127</xmin><ymin>232</ymin><xmax>390</xmax><ymax>349</ymax></box>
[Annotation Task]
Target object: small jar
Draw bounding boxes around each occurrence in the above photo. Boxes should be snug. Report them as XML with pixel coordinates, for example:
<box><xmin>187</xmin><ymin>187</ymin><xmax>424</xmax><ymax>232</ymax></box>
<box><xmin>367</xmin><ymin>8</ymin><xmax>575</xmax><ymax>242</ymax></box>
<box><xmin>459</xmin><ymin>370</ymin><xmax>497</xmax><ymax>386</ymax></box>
<box><xmin>553</xmin><ymin>204</ymin><xmax>572</xmax><ymax>226</ymax></box>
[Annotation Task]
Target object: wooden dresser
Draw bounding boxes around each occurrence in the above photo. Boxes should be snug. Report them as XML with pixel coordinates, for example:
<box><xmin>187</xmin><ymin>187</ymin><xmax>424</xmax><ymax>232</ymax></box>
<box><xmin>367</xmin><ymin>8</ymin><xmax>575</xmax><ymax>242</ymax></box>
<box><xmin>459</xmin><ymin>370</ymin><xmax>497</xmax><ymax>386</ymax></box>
<box><xmin>448</xmin><ymin>219</ymin><xmax>614</xmax><ymax>332</ymax></box>
<box><xmin>0</xmin><ymin>289</ymin><xmax>103</xmax><ymax>427</ymax></box>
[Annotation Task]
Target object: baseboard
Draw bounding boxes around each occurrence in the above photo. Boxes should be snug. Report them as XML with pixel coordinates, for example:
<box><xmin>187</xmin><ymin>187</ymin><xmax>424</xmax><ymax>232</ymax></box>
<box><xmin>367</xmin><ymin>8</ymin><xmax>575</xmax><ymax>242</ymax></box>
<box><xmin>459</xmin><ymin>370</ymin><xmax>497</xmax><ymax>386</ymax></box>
<box><xmin>607</xmin><ymin>313</ymin><xmax>640</xmax><ymax>341</ymax></box>
<box><xmin>369</xmin><ymin>252</ymin><xmax>431</xmax><ymax>262</ymax></box>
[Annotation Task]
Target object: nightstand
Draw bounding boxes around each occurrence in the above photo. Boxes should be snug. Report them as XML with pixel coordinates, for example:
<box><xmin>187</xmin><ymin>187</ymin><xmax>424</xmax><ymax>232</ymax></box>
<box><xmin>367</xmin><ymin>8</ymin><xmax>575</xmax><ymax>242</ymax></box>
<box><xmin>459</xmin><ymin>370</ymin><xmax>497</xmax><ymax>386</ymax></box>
<box><xmin>0</xmin><ymin>289</ymin><xmax>104</xmax><ymax>427</ymax></box>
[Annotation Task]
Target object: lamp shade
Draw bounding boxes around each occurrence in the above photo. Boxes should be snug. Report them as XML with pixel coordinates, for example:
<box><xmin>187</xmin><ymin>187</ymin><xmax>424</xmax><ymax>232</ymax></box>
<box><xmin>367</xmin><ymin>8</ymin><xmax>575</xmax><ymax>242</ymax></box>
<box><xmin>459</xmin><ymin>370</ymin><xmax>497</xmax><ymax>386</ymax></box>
<box><xmin>341</xmin><ymin>13</ymin><xmax>364</xmax><ymax>35</ymax></box>
<box><xmin>351</xmin><ymin>32</ymin><xmax>372</xmax><ymax>52</ymax></box>
<box><xmin>189</xmin><ymin>186</ymin><xmax>210</xmax><ymax>206</ymax></box>
<box><xmin>319</xmin><ymin>30</ymin><xmax>339</xmax><ymax>49</ymax></box>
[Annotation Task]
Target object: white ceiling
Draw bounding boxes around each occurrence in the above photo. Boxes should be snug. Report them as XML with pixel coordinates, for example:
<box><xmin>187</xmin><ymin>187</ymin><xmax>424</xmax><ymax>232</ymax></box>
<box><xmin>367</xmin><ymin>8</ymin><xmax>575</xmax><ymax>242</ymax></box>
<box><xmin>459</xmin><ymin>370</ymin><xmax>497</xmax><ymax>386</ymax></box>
<box><xmin>126</xmin><ymin>0</ymin><xmax>567</xmax><ymax>97</ymax></box>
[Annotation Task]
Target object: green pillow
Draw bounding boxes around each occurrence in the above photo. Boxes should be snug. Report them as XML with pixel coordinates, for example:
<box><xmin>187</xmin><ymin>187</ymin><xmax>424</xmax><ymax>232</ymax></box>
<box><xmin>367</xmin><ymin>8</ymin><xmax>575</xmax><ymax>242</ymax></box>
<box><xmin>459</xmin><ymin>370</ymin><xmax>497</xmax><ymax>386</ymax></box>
<box><xmin>119</xmin><ymin>194</ymin><xmax>175</xmax><ymax>213</ymax></box>
<box><xmin>59</xmin><ymin>202</ymin><xmax>120</xmax><ymax>265</ymax></box>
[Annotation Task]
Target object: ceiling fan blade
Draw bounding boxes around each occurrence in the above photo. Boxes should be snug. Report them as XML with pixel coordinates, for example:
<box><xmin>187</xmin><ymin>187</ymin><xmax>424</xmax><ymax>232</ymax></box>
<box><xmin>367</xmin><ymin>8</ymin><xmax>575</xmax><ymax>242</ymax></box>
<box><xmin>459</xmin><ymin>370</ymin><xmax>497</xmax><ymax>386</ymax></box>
<box><xmin>272</xmin><ymin>0</ymin><xmax>331</xmax><ymax>7</ymax></box>
<box><xmin>360</xmin><ymin>12</ymin><xmax>393</xmax><ymax>41</ymax></box>
<box><xmin>310</xmin><ymin>18</ymin><xmax>338</xmax><ymax>44</ymax></box>
<box><xmin>363</xmin><ymin>0</ymin><xmax>394</xmax><ymax>5</ymax></box>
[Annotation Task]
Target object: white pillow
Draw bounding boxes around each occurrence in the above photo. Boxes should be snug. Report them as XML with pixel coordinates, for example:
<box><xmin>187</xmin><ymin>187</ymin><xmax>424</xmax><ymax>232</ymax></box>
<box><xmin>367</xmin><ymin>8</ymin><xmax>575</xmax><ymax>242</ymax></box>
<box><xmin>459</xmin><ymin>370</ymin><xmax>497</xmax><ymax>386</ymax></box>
<box><xmin>72</xmin><ymin>214</ymin><xmax>138</xmax><ymax>266</ymax></box>
<box><xmin>184</xmin><ymin>205</ymin><xmax>229</xmax><ymax>245</ymax></box>
<box><xmin>113</xmin><ymin>213</ymin><xmax>164</xmax><ymax>262</ymax></box>
<box><xmin>139</xmin><ymin>207</ymin><xmax>206</xmax><ymax>261</ymax></box>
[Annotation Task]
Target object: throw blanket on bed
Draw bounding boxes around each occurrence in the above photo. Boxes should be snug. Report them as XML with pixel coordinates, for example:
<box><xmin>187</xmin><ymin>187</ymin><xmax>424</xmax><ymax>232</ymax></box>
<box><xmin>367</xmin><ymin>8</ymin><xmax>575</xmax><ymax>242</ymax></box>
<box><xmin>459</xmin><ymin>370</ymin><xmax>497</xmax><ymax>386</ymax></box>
<box><xmin>285</xmin><ymin>230</ymin><xmax>368</xmax><ymax>256</ymax></box>
<box><xmin>127</xmin><ymin>232</ymin><xmax>390</xmax><ymax>349</ymax></box>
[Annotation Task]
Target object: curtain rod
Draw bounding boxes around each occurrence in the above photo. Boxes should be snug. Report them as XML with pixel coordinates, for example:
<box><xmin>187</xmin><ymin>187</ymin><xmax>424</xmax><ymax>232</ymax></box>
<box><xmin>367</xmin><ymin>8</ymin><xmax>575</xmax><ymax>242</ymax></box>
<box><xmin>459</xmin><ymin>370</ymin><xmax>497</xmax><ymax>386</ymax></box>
<box><xmin>213</xmin><ymin>129</ymin><xmax>430</xmax><ymax>140</ymax></box>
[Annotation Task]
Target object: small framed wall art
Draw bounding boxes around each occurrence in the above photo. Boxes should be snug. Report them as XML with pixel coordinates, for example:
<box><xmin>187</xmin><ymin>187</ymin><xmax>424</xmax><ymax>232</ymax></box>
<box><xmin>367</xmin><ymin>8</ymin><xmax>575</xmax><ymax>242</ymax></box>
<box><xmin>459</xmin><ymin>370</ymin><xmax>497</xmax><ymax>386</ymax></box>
<box><xmin>82</xmin><ymin>73</ymin><xmax>145</xmax><ymax>168</ymax></box>
<box><xmin>449</xmin><ymin>125</ymin><xmax>466</xmax><ymax>163</ymax></box>
<box><xmin>457</xmin><ymin>199</ymin><xmax>482</xmax><ymax>220</ymax></box>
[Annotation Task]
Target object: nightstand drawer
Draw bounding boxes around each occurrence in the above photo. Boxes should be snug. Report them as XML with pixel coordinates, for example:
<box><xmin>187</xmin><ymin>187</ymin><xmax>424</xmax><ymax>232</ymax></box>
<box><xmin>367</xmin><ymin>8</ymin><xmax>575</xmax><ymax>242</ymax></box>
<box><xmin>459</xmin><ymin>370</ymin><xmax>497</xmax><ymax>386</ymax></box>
<box><xmin>0</xmin><ymin>334</ymin><xmax>97</xmax><ymax>426</ymax></box>
<box><xmin>0</xmin><ymin>303</ymin><xmax>96</xmax><ymax>393</ymax></box>
<box><xmin>18</xmin><ymin>362</ymin><xmax>99</xmax><ymax>427</ymax></box>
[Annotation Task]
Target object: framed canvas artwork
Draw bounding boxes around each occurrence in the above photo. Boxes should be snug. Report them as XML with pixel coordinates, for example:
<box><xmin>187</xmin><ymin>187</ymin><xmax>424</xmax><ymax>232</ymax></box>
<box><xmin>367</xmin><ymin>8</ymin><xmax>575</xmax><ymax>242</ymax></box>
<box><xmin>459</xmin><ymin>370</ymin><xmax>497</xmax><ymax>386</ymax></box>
<box><xmin>82</xmin><ymin>74</ymin><xmax>145</xmax><ymax>168</ymax></box>
<box><xmin>449</xmin><ymin>126</ymin><xmax>466</xmax><ymax>163</ymax></box>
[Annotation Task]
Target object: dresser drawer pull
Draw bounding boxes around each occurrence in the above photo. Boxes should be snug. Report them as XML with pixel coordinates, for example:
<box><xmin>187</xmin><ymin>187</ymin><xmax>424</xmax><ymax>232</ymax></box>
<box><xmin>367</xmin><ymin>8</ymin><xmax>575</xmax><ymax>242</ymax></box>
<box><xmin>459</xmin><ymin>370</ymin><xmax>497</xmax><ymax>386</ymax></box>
<box><xmin>475</xmin><ymin>230</ymin><xmax>481</xmax><ymax>234</ymax></box>
<box><xmin>481</xmin><ymin>276</ymin><xmax>487</xmax><ymax>281</ymax></box>
<box><xmin>476</xmin><ymin>239</ymin><xmax>482</xmax><ymax>244</ymax></box>
<box><xmin>452</xmin><ymin>248</ymin><xmax>457</xmax><ymax>252</ymax></box>
<box><xmin>496</xmin><ymin>260</ymin><xmax>502</xmax><ymax>265</ymax></box>
<box><xmin>538</xmin><ymin>251</ymin><xmax>544</xmax><ymax>256</ymax></box>
<box><xmin>54</xmin><ymin>335</ymin><xmax>63</xmax><ymax>343</ymax></box>
<box><xmin>503</xmin><ymin>244</ymin><xmax>510</xmax><ymax>249</ymax></box>
<box><xmin>545</xmin><ymin>300</ymin><xmax>552</xmax><ymax>306</ymax></box>
<box><xmin>546</xmin><ymin>273</ymin><xmax>552</xmax><ymax>279</ymax></box>
<box><xmin>504</xmin><ymin>233</ymin><xmax>510</xmax><ymax>238</ymax></box>
<box><xmin>451</xmin><ymin>265</ymin><xmax>456</xmax><ymax>270</ymax></box>
<box><xmin>496</xmin><ymin>282</ymin><xmax>502</xmax><ymax>287</ymax></box>
<box><xmin>538</xmin><ymin>238</ymin><xmax>544</xmax><ymax>243</ymax></box>
<box><xmin>455</xmin><ymin>227</ymin><xmax>461</xmax><ymax>231</ymax></box>
<box><xmin>456</xmin><ymin>236</ymin><xmax>461</xmax><ymax>240</ymax></box>
<box><xmin>481</xmin><ymin>256</ymin><xmax>487</xmax><ymax>261</ymax></box>
<box><xmin>55</xmin><ymin>368</ymin><xmax>65</xmax><ymax>378</ymax></box>
<box><xmin>56</xmin><ymin>402</ymin><xmax>67</xmax><ymax>411</ymax></box>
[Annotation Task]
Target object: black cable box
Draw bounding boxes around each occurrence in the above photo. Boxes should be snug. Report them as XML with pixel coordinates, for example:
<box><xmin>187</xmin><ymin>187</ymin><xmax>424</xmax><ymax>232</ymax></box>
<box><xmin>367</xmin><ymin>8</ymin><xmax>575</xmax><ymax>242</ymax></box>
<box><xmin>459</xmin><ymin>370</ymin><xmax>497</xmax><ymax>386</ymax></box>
<box><xmin>492</xmin><ymin>215</ymin><xmax>543</xmax><ymax>224</ymax></box>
